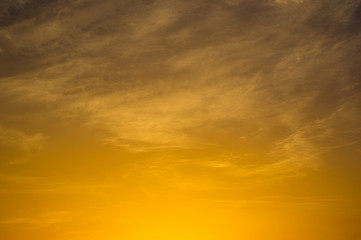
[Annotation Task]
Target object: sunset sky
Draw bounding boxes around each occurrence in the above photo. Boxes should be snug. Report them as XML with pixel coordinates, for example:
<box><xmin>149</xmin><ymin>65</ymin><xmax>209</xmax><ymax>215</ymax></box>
<box><xmin>0</xmin><ymin>0</ymin><xmax>361</xmax><ymax>239</ymax></box>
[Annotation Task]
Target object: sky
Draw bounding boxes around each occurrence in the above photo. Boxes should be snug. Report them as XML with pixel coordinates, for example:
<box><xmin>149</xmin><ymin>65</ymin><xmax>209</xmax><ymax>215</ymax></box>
<box><xmin>0</xmin><ymin>0</ymin><xmax>361</xmax><ymax>239</ymax></box>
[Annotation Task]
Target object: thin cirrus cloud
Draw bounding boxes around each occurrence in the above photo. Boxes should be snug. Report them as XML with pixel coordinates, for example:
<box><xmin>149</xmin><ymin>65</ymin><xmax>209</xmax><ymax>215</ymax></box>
<box><xmin>0</xmin><ymin>0</ymin><xmax>360</xmax><ymax>178</ymax></box>
<box><xmin>0</xmin><ymin>211</ymin><xmax>74</xmax><ymax>229</ymax></box>
<box><xmin>0</xmin><ymin>1</ymin><xmax>361</xmax><ymax>239</ymax></box>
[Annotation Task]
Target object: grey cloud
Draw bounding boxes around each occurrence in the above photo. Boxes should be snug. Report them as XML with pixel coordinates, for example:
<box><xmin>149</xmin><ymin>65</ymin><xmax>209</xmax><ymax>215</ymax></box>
<box><xmin>0</xmin><ymin>0</ymin><xmax>61</xmax><ymax>28</ymax></box>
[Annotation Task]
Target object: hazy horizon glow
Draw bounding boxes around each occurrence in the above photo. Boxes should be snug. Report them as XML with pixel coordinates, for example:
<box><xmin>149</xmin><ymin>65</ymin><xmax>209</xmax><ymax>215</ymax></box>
<box><xmin>1</xmin><ymin>0</ymin><xmax>361</xmax><ymax>239</ymax></box>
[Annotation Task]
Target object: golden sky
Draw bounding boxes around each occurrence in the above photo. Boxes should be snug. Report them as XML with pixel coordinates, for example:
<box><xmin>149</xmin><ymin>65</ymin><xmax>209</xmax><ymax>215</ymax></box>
<box><xmin>0</xmin><ymin>0</ymin><xmax>361</xmax><ymax>239</ymax></box>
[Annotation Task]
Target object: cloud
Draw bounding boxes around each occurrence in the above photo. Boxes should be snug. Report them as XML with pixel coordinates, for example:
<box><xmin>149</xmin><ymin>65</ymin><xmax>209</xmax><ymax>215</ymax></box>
<box><xmin>0</xmin><ymin>126</ymin><xmax>45</xmax><ymax>151</ymax></box>
<box><xmin>0</xmin><ymin>211</ymin><xmax>74</xmax><ymax>229</ymax></box>
<box><xmin>0</xmin><ymin>0</ymin><xmax>360</xmax><ymax>185</ymax></box>
<box><xmin>0</xmin><ymin>173</ymin><xmax>39</xmax><ymax>183</ymax></box>
<box><xmin>1</xmin><ymin>3</ymin><xmax>361</xmax><ymax>239</ymax></box>
<box><xmin>0</xmin><ymin>126</ymin><xmax>45</xmax><ymax>165</ymax></box>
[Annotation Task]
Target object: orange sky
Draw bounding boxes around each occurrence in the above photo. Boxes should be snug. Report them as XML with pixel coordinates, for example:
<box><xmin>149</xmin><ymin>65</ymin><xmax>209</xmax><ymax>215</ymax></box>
<box><xmin>0</xmin><ymin>0</ymin><xmax>361</xmax><ymax>239</ymax></box>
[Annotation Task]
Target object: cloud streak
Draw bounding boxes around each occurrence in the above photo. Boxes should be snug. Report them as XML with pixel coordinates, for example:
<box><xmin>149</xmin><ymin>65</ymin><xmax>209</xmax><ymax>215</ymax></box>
<box><xmin>0</xmin><ymin>2</ymin><xmax>361</xmax><ymax>238</ymax></box>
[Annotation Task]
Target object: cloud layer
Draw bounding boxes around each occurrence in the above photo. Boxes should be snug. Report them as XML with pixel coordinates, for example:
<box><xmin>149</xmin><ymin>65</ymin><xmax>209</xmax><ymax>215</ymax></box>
<box><xmin>0</xmin><ymin>0</ymin><xmax>361</xmax><ymax>239</ymax></box>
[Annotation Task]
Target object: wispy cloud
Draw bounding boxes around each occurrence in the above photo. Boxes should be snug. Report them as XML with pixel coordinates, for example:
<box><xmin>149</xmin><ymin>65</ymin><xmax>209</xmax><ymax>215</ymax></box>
<box><xmin>0</xmin><ymin>126</ymin><xmax>45</xmax><ymax>151</ymax></box>
<box><xmin>0</xmin><ymin>211</ymin><xmax>74</xmax><ymax>229</ymax></box>
<box><xmin>0</xmin><ymin>0</ymin><xmax>360</xmax><ymax>194</ymax></box>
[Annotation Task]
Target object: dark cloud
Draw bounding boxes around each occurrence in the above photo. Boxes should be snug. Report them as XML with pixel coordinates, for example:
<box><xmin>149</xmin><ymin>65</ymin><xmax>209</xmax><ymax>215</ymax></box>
<box><xmin>0</xmin><ymin>0</ymin><xmax>62</xmax><ymax>27</ymax></box>
<box><xmin>348</xmin><ymin>1</ymin><xmax>361</xmax><ymax>34</ymax></box>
